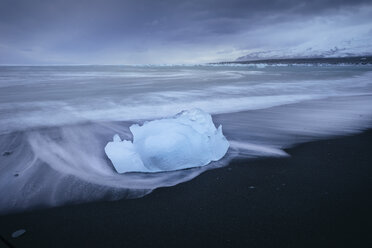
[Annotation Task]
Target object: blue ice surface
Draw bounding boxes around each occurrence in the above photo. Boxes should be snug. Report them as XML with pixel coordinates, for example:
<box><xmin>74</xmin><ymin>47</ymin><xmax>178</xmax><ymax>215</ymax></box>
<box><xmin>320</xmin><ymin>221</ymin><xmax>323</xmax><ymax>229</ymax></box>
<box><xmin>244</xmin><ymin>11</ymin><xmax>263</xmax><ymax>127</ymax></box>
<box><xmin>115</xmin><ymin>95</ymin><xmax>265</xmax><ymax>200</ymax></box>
<box><xmin>105</xmin><ymin>109</ymin><xmax>229</xmax><ymax>173</ymax></box>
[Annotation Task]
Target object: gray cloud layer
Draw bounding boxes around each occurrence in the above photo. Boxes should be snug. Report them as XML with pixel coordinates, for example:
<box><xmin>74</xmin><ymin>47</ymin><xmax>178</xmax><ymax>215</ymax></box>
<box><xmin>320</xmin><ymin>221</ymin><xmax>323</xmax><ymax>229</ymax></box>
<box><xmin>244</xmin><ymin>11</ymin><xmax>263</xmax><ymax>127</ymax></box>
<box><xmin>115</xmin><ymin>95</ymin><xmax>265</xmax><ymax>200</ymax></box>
<box><xmin>1</xmin><ymin>0</ymin><xmax>371</xmax><ymax>64</ymax></box>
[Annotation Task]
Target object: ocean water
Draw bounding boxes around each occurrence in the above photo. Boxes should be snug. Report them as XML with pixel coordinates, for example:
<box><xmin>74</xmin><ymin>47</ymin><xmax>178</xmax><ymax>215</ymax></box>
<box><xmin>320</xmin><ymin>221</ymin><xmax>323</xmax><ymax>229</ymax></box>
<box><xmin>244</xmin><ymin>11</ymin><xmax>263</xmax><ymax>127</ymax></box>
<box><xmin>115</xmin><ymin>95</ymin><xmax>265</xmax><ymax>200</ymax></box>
<box><xmin>1</xmin><ymin>64</ymin><xmax>372</xmax><ymax>214</ymax></box>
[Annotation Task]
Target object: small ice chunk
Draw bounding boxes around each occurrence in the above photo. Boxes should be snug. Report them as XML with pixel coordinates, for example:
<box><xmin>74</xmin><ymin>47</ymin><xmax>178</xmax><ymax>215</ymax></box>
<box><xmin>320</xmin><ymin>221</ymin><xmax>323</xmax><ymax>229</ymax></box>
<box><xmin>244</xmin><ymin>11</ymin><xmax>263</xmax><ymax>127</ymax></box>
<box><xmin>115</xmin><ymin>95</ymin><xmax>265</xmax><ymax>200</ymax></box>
<box><xmin>105</xmin><ymin>109</ymin><xmax>230</xmax><ymax>173</ymax></box>
<box><xmin>11</xmin><ymin>229</ymin><xmax>26</xmax><ymax>238</ymax></box>
<box><xmin>104</xmin><ymin>136</ymin><xmax>146</xmax><ymax>173</ymax></box>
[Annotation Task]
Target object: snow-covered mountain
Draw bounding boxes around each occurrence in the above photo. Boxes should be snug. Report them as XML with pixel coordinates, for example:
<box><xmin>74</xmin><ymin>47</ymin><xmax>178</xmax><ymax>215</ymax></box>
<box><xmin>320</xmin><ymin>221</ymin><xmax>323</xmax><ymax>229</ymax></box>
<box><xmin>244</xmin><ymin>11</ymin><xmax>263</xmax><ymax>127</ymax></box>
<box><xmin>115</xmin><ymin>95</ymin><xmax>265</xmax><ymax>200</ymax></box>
<box><xmin>237</xmin><ymin>43</ymin><xmax>372</xmax><ymax>62</ymax></box>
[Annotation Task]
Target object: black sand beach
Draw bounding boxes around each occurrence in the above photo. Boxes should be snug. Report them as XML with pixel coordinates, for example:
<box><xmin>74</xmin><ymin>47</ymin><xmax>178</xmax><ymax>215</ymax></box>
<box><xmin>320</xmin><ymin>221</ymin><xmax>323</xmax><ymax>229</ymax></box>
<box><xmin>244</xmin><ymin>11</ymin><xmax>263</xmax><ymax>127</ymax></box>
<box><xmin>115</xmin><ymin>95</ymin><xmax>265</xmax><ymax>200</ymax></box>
<box><xmin>1</xmin><ymin>130</ymin><xmax>372</xmax><ymax>248</ymax></box>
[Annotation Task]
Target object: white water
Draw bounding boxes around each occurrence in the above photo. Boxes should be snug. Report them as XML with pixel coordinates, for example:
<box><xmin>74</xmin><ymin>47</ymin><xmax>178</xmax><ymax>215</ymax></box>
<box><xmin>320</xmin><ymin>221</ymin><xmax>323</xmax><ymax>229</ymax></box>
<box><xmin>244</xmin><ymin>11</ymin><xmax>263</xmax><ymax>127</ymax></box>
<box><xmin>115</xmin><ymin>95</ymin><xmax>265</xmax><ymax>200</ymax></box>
<box><xmin>0</xmin><ymin>65</ymin><xmax>371</xmax><ymax>214</ymax></box>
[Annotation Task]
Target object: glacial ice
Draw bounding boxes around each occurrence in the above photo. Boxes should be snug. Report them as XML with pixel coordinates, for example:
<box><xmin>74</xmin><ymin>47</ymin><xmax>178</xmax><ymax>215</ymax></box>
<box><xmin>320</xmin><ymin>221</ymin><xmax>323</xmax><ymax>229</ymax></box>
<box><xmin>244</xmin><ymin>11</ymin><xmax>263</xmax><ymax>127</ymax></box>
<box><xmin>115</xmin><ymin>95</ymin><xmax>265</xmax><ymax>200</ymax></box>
<box><xmin>104</xmin><ymin>109</ymin><xmax>229</xmax><ymax>173</ymax></box>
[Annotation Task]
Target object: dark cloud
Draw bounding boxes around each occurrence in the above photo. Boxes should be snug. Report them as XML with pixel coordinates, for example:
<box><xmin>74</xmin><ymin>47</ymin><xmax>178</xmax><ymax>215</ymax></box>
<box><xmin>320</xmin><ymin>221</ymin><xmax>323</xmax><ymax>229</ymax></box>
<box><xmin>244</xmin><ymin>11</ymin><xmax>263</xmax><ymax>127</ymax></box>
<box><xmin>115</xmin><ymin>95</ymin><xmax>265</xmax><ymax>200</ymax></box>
<box><xmin>0</xmin><ymin>0</ymin><xmax>371</xmax><ymax>64</ymax></box>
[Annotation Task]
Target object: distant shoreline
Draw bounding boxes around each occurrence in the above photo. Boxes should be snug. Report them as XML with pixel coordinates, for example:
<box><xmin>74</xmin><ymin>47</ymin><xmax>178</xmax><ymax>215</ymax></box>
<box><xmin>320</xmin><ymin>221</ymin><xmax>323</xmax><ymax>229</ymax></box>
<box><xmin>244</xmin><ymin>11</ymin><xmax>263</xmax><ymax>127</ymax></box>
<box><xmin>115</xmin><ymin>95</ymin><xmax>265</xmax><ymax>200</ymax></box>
<box><xmin>212</xmin><ymin>56</ymin><xmax>372</xmax><ymax>65</ymax></box>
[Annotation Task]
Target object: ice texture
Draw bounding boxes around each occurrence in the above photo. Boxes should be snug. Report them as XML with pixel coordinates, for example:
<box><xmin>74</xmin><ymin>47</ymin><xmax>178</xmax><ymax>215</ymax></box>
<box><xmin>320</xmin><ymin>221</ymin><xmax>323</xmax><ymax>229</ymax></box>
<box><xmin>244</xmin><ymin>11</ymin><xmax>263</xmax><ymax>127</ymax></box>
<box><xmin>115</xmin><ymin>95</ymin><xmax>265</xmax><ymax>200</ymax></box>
<box><xmin>104</xmin><ymin>109</ymin><xmax>229</xmax><ymax>173</ymax></box>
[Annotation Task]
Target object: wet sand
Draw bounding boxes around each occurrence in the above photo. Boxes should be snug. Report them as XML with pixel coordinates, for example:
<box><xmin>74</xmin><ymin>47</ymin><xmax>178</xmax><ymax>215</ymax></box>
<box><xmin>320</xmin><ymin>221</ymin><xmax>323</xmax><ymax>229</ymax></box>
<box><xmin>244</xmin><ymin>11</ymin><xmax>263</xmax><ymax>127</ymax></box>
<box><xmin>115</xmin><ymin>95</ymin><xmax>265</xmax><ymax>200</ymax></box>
<box><xmin>1</xmin><ymin>130</ymin><xmax>372</xmax><ymax>248</ymax></box>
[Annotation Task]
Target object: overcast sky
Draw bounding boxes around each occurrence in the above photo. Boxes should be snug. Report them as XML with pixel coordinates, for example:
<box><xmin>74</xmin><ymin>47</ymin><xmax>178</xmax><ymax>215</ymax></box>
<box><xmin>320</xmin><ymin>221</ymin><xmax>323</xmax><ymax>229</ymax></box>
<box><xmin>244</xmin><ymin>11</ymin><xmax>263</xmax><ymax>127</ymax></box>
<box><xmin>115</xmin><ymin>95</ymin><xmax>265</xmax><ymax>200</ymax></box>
<box><xmin>0</xmin><ymin>0</ymin><xmax>371</xmax><ymax>64</ymax></box>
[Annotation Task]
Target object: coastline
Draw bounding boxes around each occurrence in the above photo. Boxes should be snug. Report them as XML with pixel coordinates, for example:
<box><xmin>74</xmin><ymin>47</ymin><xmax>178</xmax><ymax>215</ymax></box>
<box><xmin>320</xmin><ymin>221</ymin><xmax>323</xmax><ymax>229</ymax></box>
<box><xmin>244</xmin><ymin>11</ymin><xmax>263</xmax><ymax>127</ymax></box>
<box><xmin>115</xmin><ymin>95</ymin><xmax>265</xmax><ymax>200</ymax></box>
<box><xmin>1</xmin><ymin>130</ymin><xmax>372</xmax><ymax>247</ymax></box>
<box><xmin>213</xmin><ymin>56</ymin><xmax>372</xmax><ymax>65</ymax></box>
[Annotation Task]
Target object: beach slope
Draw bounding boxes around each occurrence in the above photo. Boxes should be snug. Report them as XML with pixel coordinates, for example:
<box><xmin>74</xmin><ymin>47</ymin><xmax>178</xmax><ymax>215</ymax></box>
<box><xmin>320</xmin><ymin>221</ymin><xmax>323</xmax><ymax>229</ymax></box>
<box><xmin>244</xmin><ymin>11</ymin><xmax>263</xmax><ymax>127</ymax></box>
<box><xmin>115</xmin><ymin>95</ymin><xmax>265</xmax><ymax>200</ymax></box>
<box><xmin>1</xmin><ymin>130</ymin><xmax>371</xmax><ymax>248</ymax></box>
